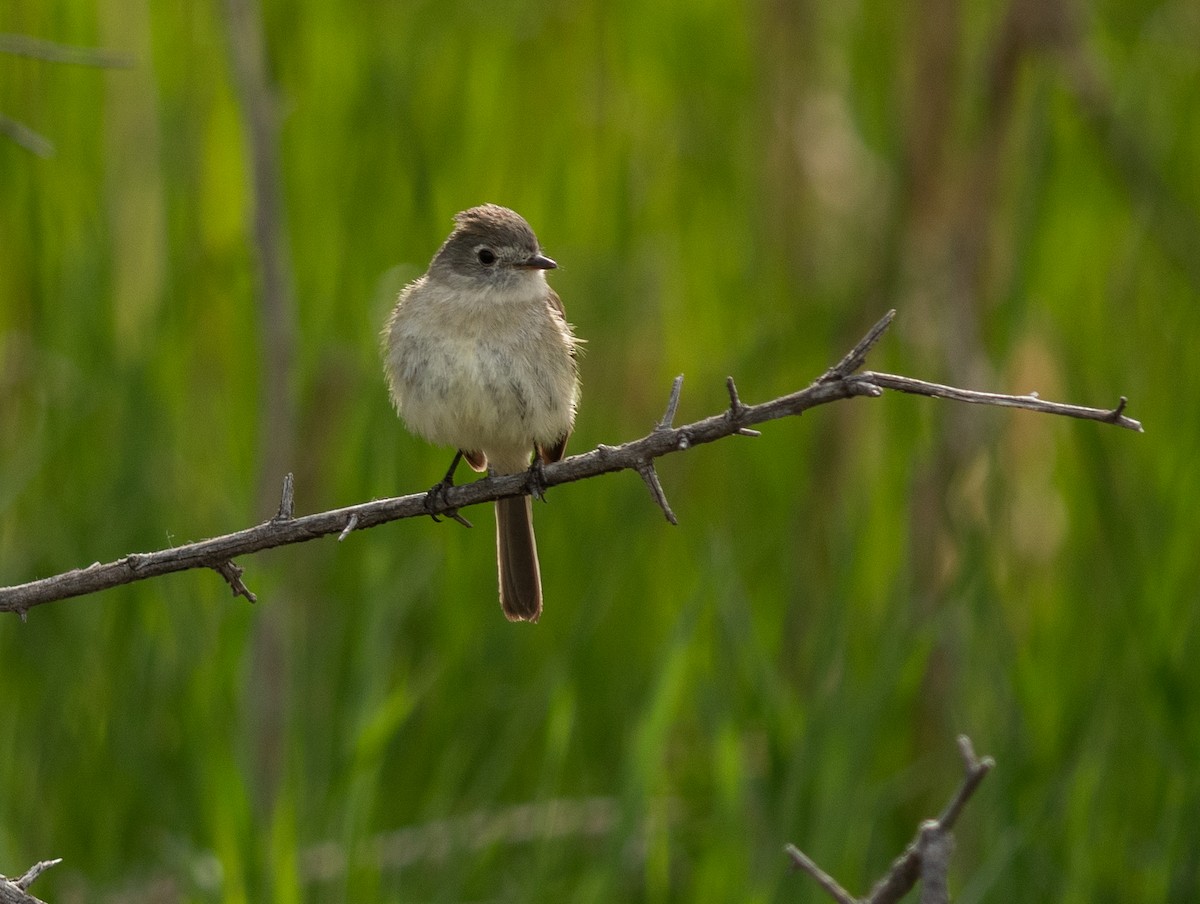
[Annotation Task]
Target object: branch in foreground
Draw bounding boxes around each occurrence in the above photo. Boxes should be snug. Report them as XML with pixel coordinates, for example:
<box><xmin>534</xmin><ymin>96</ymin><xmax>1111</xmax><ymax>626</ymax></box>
<box><xmin>0</xmin><ymin>310</ymin><xmax>1141</xmax><ymax>615</ymax></box>
<box><xmin>0</xmin><ymin>33</ymin><xmax>133</xmax><ymax>67</ymax></box>
<box><xmin>1</xmin><ymin>33</ymin><xmax>134</xmax><ymax>158</ymax></box>
<box><xmin>0</xmin><ymin>113</ymin><xmax>54</xmax><ymax>158</ymax></box>
<box><xmin>786</xmin><ymin>736</ymin><xmax>994</xmax><ymax>904</ymax></box>
<box><xmin>0</xmin><ymin>34</ymin><xmax>134</xmax><ymax>158</ymax></box>
<box><xmin>0</xmin><ymin>858</ymin><xmax>61</xmax><ymax>904</ymax></box>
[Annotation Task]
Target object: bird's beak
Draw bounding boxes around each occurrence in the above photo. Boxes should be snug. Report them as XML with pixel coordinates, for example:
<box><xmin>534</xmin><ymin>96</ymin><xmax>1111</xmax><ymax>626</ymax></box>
<box><xmin>519</xmin><ymin>253</ymin><xmax>557</xmax><ymax>270</ymax></box>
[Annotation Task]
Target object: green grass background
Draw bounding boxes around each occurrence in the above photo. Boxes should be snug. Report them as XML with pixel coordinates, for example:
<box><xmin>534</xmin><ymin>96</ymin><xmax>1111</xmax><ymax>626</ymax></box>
<box><xmin>2</xmin><ymin>0</ymin><xmax>1198</xmax><ymax>901</ymax></box>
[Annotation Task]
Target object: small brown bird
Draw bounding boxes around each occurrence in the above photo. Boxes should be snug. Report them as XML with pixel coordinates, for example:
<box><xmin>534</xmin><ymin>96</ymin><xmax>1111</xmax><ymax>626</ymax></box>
<box><xmin>382</xmin><ymin>205</ymin><xmax>580</xmax><ymax>622</ymax></box>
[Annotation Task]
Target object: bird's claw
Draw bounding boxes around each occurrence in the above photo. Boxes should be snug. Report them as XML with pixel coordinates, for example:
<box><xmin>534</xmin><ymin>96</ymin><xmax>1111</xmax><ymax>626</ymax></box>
<box><xmin>424</xmin><ymin>478</ymin><xmax>472</xmax><ymax>528</ymax></box>
<box><xmin>526</xmin><ymin>458</ymin><xmax>549</xmax><ymax>502</ymax></box>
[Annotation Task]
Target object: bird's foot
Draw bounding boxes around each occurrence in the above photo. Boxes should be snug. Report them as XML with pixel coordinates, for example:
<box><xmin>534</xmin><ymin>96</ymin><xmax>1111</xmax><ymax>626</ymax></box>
<box><xmin>425</xmin><ymin>451</ymin><xmax>473</xmax><ymax>528</ymax></box>
<box><xmin>525</xmin><ymin>457</ymin><xmax>549</xmax><ymax>503</ymax></box>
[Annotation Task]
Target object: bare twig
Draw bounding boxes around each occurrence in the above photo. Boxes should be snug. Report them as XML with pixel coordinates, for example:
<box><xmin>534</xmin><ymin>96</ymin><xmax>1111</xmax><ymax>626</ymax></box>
<box><xmin>308</xmin><ymin>795</ymin><xmax>630</xmax><ymax>879</ymax></box>
<box><xmin>636</xmin><ymin>460</ymin><xmax>678</xmax><ymax>526</ymax></box>
<box><xmin>935</xmin><ymin>736</ymin><xmax>995</xmax><ymax>831</ymax></box>
<box><xmin>820</xmin><ymin>309</ymin><xmax>897</xmax><ymax>381</ymax></box>
<box><xmin>0</xmin><ymin>312</ymin><xmax>1140</xmax><ymax>614</ymax></box>
<box><xmin>862</xmin><ymin>736</ymin><xmax>994</xmax><ymax>904</ymax></box>
<box><xmin>784</xmin><ymin>844</ymin><xmax>858</xmax><ymax>904</ymax></box>
<box><xmin>658</xmin><ymin>375</ymin><xmax>685</xmax><ymax>429</ymax></box>
<box><xmin>786</xmin><ymin>735</ymin><xmax>995</xmax><ymax>904</ymax></box>
<box><xmin>0</xmin><ymin>858</ymin><xmax>61</xmax><ymax>904</ymax></box>
<box><xmin>12</xmin><ymin>860</ymin><xmax>61</xmax><ymax>892</ymax></box>
<box><xmin>1</xmin><ymin>34</ymin><xmax>132</xmax><ymax>157</ymax></box>
<box><xmin>223</xmin><ymin>0</ymin><xmax>298</xmax><ymax>514</ymax></box>
<box><xmin>212</xmin><ymin>560</ymin><xmax>257</xmax><ymax>604</ymax></box>
<box><xmin>0</xmin><ymin>33</ymin><xmax>133</xmax><ymax>67</ymax></box>
<box><xmin>854</xmin><ymin>373</ymin><xmax>1143</xmax><ymax>432</ymax></box>
<box><xmin>0</xmin><ymin>113</ymin><xmax>54</xmax><ymax>158</ymax></box>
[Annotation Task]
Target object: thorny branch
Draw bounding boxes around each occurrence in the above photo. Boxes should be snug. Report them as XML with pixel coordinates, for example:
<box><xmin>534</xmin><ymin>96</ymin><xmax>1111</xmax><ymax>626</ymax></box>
<box><xmin>786</xmin><ymin>736</ymin><xmax>995</xmax><ymax>904</ymax></box>
<box><xmin>0</xmin><ymin>310</ymin><xmax>1141</xmax><ymax>616</ymax></box>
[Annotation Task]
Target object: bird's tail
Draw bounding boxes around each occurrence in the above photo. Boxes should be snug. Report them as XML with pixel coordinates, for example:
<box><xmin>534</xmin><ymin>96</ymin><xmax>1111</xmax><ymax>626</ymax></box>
<box><xmin>496</xmin><ymin>496</ymin><xmax>542</xmax><ymax>622</ymax></box>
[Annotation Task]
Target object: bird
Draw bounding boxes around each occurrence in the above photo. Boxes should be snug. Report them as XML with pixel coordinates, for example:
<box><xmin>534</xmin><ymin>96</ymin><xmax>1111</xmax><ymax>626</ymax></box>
<box><xmin>382</xmin><ymin>204</ymin><xmax>580</xmax><ymax>622</ymax></box>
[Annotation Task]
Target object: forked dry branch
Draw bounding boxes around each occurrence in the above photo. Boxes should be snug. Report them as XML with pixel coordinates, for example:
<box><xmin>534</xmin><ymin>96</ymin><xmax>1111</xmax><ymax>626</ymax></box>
<box><xmin>786</xmin><ymin>736</ymin><xmax>995</xmax><ymax>904</ymax></box>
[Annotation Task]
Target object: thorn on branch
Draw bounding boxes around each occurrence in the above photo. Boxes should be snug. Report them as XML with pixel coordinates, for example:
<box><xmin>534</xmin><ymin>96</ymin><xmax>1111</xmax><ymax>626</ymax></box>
<box><xmin>337</xmin><ymin>513</ymin><xmax>358</xmax><ymax>542</ymax></box>
<box><xmin>636</xmin><ymin>460</ymin><xmax>678</xmax><ymax>525</ymax></box>
<box><xmin>213</xmin><ymin>560</ymin><xmax>257</xmax><ymax>603</ymax></box>
<box><xmin>726</xmin><ymin>375</ymin><xmax>745</xmax><ymax>414</ymax></box>
<box><xmin>14</xmin><ymin>858</ymin><xmax>62</xmax><ymax>891</ymax></box>
<box><xmin>819</xmin><ymin>309</ymin><xmax>897</xmax><ymax>382</ymax></box>
<box><xmin>725</xmin><ymin>376</ymin><xmax>762</xmax><ymax>437</ymax></box>
<box><xmin>274</xmin><ymin>472</ymin><xmax>295</xmax><ymax>521</ymax></box>
<box><xmin>657</xmin><ymin>376</ymin><xmax>684</xmax><ymax>431</ymax></box>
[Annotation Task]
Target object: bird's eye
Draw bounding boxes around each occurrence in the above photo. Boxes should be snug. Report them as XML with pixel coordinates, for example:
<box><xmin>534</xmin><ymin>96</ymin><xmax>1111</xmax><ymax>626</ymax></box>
<box><xmin>477</xmin><ymin>248</ymin><xmax>496</xmax><ymax>266</ymax></box>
